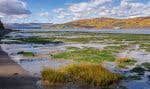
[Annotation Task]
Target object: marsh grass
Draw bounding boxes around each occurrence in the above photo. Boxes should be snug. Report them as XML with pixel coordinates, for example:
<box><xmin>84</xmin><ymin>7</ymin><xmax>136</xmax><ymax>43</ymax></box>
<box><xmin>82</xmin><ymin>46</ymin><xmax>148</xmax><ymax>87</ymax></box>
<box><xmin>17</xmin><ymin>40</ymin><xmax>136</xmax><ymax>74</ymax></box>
<box><xmin>140</xmin><ymin>43</ymin><xmax>150</xmax><ymax>52</ymax></box>
<box><xmin>16</xmin><ymin>36</ymin><xmax>61</xmax><ymax>44</ymax></box>
<box><xmin>66</xmin><ymin>47</ymin><xmax>80</xmax><ymax>51</ymax></box>
<box><xmin>53</xmin><ymin>48</ymin><xmax>115</xmax><ymax>63</ymax></box>
<box><xmin>42</xmin><ymin>68</ymin><xmax>67</xmax><ymax>84</ymax></box>
<box><xmin>104</xmin><ymin>45</ymin><xmax>128</xmax><ymax>53</ymax></box>
<box><xmin>115</xmin><ymin>58</ymin><xmax>137</xmax><ymax>69</ymax></box>
<box><xmin>41</xmin><ymin>63</ymin><xmax>121</xmax><ymax>86</ymax></box>
<box><xmin>17</xmin><ymin>51</ymin><xmax>34</xmax><ymax>57</ymax></box>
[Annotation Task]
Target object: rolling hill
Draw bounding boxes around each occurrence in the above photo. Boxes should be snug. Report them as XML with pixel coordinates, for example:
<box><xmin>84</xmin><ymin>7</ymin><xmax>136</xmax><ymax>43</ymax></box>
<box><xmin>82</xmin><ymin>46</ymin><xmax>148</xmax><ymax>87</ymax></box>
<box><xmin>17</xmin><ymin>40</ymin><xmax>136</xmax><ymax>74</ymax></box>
<box><xmin>43</xmin><ymin>17</ymin><xmax>150</xmax><ymax>29</ymax></box>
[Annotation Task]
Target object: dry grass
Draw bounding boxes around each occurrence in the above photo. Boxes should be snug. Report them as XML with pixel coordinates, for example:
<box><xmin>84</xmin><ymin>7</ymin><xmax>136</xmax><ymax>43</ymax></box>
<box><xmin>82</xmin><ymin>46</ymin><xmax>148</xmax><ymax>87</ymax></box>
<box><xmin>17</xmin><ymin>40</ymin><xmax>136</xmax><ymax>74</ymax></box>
<box><xmin>41</xmin><ymin>63</ymin><xmax>121</xmax><ymax>86</ymax></box>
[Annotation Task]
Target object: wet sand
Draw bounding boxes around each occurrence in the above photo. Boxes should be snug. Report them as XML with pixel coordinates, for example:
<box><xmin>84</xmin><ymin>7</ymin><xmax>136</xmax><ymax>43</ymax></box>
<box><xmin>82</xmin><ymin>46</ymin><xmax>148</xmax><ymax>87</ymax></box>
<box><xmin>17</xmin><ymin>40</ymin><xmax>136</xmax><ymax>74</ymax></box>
<box><xmin>0</xmin><ymin>47</ymin><xmax>39</xmax><ymax>89</ymax></box>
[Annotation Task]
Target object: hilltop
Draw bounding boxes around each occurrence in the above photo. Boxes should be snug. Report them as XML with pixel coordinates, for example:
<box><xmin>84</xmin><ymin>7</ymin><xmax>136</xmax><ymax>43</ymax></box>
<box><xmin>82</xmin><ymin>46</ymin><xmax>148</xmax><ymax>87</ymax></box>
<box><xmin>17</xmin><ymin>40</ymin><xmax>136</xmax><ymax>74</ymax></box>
<box><xmin>43</xmin><ymin>17</ymin><xmax>150</xmax><ymax>29</ymax></box>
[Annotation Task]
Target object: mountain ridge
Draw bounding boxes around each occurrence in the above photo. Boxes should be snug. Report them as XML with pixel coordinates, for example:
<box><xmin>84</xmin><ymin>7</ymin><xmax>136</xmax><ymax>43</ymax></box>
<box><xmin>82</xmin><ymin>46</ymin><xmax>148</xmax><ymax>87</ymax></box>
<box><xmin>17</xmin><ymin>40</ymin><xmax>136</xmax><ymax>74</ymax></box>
<box><xmin>43</xmin><ymin>17</ymin><xmax>150</xmax><ymax>29</ymax></box>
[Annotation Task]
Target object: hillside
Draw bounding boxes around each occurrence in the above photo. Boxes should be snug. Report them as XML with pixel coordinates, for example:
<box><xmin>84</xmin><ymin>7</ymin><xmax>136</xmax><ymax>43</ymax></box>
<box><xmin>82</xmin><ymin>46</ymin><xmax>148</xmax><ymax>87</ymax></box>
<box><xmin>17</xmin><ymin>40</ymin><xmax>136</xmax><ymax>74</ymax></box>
<box><xmin>44</xmin><ymin>17</ymin><xmax>150</xmax><ymax>29</ymax></box>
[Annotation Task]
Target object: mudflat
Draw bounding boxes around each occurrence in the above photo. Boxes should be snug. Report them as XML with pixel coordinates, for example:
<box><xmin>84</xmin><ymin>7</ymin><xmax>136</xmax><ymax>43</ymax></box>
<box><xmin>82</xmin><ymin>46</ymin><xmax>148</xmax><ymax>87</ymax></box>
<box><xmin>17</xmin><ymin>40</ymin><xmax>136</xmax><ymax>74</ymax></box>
<box><xmin>0</xmin><ymin>47</ymin><xmax>38</xmax><ymax>89</ymax></box>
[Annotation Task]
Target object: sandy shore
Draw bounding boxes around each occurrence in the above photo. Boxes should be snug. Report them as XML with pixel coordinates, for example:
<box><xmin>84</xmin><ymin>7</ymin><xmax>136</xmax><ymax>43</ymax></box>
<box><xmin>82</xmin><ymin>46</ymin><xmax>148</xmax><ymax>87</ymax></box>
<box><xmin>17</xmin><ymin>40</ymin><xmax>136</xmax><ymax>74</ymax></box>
<box><xmin>0</xmin><ymin>47</ymin><xmax>39</xmax><ymax>89</ymax></box>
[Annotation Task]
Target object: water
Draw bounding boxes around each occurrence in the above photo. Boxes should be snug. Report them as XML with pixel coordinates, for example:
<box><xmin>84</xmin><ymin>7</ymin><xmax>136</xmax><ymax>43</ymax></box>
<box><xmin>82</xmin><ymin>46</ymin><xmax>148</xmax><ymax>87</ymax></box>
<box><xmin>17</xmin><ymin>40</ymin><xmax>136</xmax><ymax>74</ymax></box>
<box><xmin>15</xmin><ymin>28</ymin><xmax>150</xmax><ymax>34</ymax></box>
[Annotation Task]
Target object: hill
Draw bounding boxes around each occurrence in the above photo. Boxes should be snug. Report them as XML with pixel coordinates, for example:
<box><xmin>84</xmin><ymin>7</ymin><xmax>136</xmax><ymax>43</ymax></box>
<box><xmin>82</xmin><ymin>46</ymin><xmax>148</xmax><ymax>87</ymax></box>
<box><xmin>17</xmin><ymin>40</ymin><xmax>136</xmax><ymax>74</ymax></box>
<box><xmin>44</xmin><ymin>17</ymin><xmax>150</xmax><ymax>29</ymax></box>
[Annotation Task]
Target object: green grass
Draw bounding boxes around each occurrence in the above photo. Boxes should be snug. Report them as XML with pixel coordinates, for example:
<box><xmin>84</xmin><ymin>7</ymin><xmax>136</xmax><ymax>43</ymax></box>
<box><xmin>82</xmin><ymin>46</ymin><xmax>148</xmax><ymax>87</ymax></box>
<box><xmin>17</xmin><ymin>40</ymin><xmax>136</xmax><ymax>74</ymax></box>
<box><xmin>41</xmin><ymin>63</ymin><xmax>121</xmax><ymax>86</ymax></box>
<box><xmin>115</xmin><ymin>58</ymin><xmax>137</xmax><ymax>69</ymax></box>
<box><xmin>55</xmin><ymin>33</ymin><xmax>150</xmax><ymax>44</ymax></box>
<box><xmin>58</xmin><ymin>37</ymin><xmax>93</xmax><ymax>43</ymax></box>
<box><xmin>104</xmin><ymin>45</ymin><xmax>128</xmax><ymax>53</ymax></box>
<box><xmin>66</xmin><ymin>47</ymin><xmax>80</xmax><ymax>51</ymax></box>
<box><xmin>140</xmin><ymin>43</ymin><xmax>150</xmax><ymax>52</ymax></box>
<box><xmin>141</xmin><ymin>62</ymin><xmax>150</xmax><ymax>71</ymax></box>
<box><xmin>53</xmin><ymin>48</ymin><xmax>115</xmax><ymax>63</ymax></box>
<box><xmin>16</xmin><ymin>36</ymin><xmax>62</xmax><ymax>44</ymax></box>
<box><xmin>17</xmin><ymin>51</ymin><xmax>34</xmax><ymax>57</ymax></box>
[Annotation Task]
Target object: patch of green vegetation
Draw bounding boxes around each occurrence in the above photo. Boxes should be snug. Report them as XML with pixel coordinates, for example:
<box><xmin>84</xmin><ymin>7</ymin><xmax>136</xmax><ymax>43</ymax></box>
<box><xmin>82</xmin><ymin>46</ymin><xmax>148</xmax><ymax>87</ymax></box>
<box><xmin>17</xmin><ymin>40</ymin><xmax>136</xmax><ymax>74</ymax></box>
<box><xmin>41</xmin><ymin>63</ymin><xmax>121</xmax><ymax>86</ymax></box>
<box><xmin>104</xmin><ymin>45</ymin><xmax>128</xmax><ymax>53</ymax></box>
<box><xmin>66</xmin><ymin>47</ymin><xmax>80</xmax><ymax>51</ymax></box>
<box><xmin>115</xmin><ymin>58</ymin><xmax>137</xmax><ymax>69</ymax></box>
<box><xmin>140</xmin><ymin>43</ymin><xmax>150</xmax><ymax>52</ymax></box>
<box><xmin>58</xmin><ymin>37</ymin><xmax>92</xmax><ymax>43</ymax></box>
<box><xmin>130</xmin><ymin>66</ymin><xmax>145</xmax><ymax>74</ymax></box>
<box><xmin>16</xmin><ymin>37</ymin><xmax>61</xmax><ymax>44</ymax></box>
<box><xmin>17</xmin><ymin>51</ymin><xmax>34</xmax><ymax>57</ymax></box>
<box><xmin>53</xmin><ymin>48</ymin><xmax>115</xmax><ymax>63</ymax></box>
<box><xmin>142</xmin><ymin>62</ymin><xmax>150</xmax><ymax>71</ymax></box>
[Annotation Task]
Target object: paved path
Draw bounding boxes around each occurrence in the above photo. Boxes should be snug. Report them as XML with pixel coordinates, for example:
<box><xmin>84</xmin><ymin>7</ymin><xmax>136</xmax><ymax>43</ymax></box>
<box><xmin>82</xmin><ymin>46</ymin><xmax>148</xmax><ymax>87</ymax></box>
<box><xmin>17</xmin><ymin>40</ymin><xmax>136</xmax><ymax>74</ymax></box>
<box><xmin>0</xmin><ymin>47</ymin><xmax>39</xmax><ymax>89</ymax></box>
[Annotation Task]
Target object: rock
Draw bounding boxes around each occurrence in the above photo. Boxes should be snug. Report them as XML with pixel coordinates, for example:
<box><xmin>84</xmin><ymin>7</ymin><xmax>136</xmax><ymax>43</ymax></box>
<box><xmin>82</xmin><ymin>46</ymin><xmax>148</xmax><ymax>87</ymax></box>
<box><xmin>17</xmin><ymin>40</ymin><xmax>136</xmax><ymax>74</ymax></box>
<box><xmin>0</xmin><ymin>20</ymin><xmax>12</xmax><ymax>37</ymax></box>
<box><xmin>0</xmin><ymin>20</ymin><xmax>5</xmax><ymax>29</ymax></box>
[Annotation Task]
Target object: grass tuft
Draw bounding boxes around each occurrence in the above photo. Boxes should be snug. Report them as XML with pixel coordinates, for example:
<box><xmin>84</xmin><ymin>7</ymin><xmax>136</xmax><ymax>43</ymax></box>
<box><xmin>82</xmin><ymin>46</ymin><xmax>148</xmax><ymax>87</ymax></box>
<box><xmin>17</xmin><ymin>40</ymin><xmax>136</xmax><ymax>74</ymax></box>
<box><xmin>41</xmin><ymin>63</ymin><xmax>121</xmax><ymax>86</ymax></box>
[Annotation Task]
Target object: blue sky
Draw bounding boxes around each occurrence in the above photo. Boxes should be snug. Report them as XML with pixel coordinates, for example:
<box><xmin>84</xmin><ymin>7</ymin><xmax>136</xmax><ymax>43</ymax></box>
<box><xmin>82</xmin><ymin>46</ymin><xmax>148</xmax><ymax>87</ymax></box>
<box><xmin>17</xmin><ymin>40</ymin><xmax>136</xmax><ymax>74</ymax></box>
<box><xmin>0</xmin><ymin>0</ymin><xmax>149</xmax><ymax>23</ymax></box>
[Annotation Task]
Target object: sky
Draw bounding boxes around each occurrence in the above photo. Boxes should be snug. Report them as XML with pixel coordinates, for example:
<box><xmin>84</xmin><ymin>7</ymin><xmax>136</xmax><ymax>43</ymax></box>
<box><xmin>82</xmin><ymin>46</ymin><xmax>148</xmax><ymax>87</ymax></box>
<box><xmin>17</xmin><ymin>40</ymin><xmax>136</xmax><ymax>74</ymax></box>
<box><xmin>0</xmin><ymin>0</ymin><xmax>149</xmax><ymax>23</ymax></box>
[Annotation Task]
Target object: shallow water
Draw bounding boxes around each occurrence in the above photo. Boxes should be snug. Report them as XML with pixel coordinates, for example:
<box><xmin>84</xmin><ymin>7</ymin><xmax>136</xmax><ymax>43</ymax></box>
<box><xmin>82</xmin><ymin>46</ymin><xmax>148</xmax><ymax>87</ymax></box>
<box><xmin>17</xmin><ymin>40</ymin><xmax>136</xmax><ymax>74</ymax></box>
<box><xmin>1</xmin><ymin>29</ymin><xmax>150</xmax><ymax>89</ymax></box>
<box><xmin>16</xmin><ymin>28</ymin><xmax>150</xmax><ymax>34</ymax></box>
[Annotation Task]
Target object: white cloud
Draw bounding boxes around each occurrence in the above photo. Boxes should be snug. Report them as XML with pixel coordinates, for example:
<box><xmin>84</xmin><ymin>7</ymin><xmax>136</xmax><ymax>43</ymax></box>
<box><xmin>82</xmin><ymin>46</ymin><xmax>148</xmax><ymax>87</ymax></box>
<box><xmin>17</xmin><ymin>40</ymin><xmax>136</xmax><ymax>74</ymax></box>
<box><xmin>0</xmin><ymin>0</ymin><xmax>31</xmax><ymax>15</ymax></box>
<box><xmin>40</xmin><ymin>12</ymin><xmax>49</xmax><ymax>17</ymax></box>
<box><xmin>53</xmin><ymin>0</ymin><xmax>150</xmax><ymax>23</ymax></box>
<box><xmin>0</xmin><ymin>0</ymin><xmax>31</xmax><ymax>23</ymax></box>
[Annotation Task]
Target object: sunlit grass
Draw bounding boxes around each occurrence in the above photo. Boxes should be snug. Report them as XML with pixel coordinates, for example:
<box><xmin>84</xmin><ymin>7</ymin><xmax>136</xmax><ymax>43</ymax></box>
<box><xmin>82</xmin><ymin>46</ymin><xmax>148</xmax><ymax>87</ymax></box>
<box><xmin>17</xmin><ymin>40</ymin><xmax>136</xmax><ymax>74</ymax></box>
<box><xmin>41</xmin><ymin>63</ymin><xmax>121</xmax><ymax>86</ymax></box>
